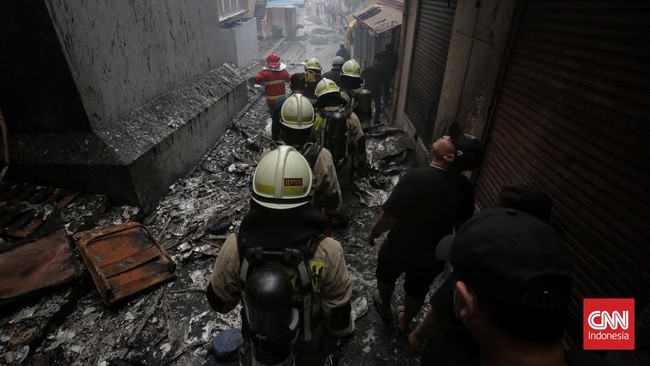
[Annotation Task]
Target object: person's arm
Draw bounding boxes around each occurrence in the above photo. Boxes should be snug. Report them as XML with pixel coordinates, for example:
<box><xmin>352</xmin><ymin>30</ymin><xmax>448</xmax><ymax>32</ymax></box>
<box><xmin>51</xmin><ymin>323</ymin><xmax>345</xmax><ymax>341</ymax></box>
<box><xmin>353</xmin><ymin>135</ymin><xmax>366</xmax><ymax>168</ymax></box>
<box><xmin>314</xmin><ymin>150</ymin><xmax>342</xmax><ymax>215</ymax></box>
<box><xmin>205</xmin><ymin>234</ymin><xmax>241</xmax><ymax>313</ymax></box>
<box><xmin>319</xmin><ymin>239</ymin><xmax>355</xmax><ymax>338</ymax></box>
<box><xmin>346</xmin><ymin>112</ymin><xmax>364</xmax><ymax>144</ymax></box>
<box><xmin>368</xmin><ymin>211</ymin><xmax>398</xmax><ymax>246</ymax></box>
<box><xmin>255</xmin><ymin>70</ymin><xmax>265</xmax><ymax>85</ymax></box>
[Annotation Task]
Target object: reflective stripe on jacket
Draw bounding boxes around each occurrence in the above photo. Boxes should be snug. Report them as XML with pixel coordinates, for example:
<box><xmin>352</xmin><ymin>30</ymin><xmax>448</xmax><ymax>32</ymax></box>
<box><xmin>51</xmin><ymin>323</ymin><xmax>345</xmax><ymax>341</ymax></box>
<box><xmin>255</xmin><ymin>69</ymin><xmax>290</xmax><ymax>105</ymax></box>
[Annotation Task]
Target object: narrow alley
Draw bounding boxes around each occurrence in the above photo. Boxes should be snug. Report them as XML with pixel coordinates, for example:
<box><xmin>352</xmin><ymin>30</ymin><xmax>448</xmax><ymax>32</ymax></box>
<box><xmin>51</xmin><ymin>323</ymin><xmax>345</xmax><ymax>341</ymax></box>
<box><xmin>1</xmin><ymin>7</ymin><xmax>425</xmax><ymax>366</ymax></box>
<box><xmin>1</xmin><ymin>1</ymin><xmax>648</xmax><ymax>366</ymax></box>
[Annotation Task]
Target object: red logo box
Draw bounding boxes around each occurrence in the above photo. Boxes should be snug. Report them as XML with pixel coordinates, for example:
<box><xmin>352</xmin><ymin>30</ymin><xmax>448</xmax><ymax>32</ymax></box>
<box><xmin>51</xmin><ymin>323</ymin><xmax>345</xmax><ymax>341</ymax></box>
<box><xmin>583</xmin><ymin>298</ymin><xmax>635</xmax><ymax>350</ymax></box>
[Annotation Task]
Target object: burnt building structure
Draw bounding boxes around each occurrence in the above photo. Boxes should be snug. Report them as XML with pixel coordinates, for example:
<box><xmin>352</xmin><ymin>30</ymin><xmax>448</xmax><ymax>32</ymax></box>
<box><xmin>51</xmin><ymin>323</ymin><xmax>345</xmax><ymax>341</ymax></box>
<box><xmin>0</xmin><ymin>0</ymin><xmax>249</xmax><ymax>212</ymax></box>
<box><xmin>350</xmin><ymin>0</ymin><xmax>403</xmax><ymax>67</ymax></box>
<box><xmin>393</xmin><ymin>0</ymin><xmax>649</xmax><ymax>355</ymax></box>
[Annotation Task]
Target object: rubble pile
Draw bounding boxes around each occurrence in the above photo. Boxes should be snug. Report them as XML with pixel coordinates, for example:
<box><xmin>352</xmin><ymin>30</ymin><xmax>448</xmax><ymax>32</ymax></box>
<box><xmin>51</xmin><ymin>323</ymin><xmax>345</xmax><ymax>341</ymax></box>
<box><xmin>0</xmin><ymin>90</ymin><xmax>271</xmax><ymax>365</ymax></box>
<box><xmin>1</xmin><ymin>89</ymin><xmax>424</xmax><ymax>365</ymax></box>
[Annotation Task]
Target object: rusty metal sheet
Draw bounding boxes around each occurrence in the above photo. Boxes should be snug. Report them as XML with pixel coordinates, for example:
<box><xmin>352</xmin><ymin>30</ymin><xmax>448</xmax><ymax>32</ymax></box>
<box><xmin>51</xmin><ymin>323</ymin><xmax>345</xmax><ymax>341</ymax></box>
<box><xmin>0</xmin><ymin>182</ymin><xmax>78</xmax><ymax>238</ymax></box>
<box><xmin>73</xmin><ymin>222</ymin><xmax>176</xmax><ymax>305</ymax></box>
<box><xmin>346</xmin><ymin>0</ymin><xmax>378</xmax><ymax>23</ymax></box>
<box><xmin>352</xmin><ymin>3</ymin><xmax>402</xmax><ymax>35</ymax></box>
<box><xmin>0</xmin><ymin>229</ymin><xmax>78</xmax><ymax>304</ymax></box>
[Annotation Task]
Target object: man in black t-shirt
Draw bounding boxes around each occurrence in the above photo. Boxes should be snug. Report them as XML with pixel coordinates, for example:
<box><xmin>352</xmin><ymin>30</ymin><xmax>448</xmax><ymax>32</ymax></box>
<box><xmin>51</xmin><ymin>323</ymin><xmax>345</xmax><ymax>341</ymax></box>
<box><xmin>368</xmin><ymin>123</ymin><xmax>484</xmax><ymax>335</ymax></box>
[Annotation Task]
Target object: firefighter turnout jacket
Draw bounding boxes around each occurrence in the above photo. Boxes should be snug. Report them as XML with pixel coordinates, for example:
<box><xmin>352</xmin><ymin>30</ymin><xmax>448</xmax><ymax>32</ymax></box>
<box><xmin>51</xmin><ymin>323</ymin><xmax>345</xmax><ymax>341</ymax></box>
<box><xmin>206</xmin><ymin>233</ymin><xmax>355</xmax><ymax>339</ymax></box>
<box><xmin>255</xmin><ymin>66</ymin><xmax>291</xmax><ymax>106</ymax></box>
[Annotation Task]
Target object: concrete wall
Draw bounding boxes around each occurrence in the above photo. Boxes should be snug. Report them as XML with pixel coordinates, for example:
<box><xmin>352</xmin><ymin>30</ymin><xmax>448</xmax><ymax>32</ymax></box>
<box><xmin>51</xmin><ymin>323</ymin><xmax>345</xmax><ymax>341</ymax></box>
<box><xmin>45</xmin><ymin>0</ymin><xmax>224</xmax><ymax>129</ymax></box>
<box><xmin>235</xmin><ymin>18</ymin><xmax>259</xmax><ymax>66</ymax></box>
<box><xmin>127</xmin><ymin>74</ymin><xmax>248</xmax><ymax>211</ymax></box>
<box><xmin>10</xmin><ymin>66</ymin><xmax>248</xmax><ymax>212</ymax></box>
<box><xmin>245</xmin><ymin>0</ymin><xmax>257</xmax><ymax>17</ymax></box>
<box><xmin>221</xmin><ymin>18</ymin><xmax>259</xmax><ymax>67</ymax></box>
<box><xmin>3</xmin><ymin>1</ymin><xmax>249</xmax><ymax>213</ymax></box>
<box><xmin>432</xmin><ymin>0</ymin><xmax>519</xmax><ymax>140</ymax></box>
<box><xmin>393</xmin><ymin>0</ymin><xmax>518</xmax><ymax>164</ymax></box>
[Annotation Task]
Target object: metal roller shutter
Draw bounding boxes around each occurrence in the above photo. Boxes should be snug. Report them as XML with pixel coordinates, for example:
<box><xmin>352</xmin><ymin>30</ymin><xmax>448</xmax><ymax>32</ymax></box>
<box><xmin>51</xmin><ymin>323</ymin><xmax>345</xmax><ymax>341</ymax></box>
<box><xmin>406</xmin><ymin>0</ymin><xmax>457</xmax><ymax>146</ymax></box>
<box><xmin>474</xmin><ymin>0</ymin><xmax>650</xmax><ymax>346</ymax></box>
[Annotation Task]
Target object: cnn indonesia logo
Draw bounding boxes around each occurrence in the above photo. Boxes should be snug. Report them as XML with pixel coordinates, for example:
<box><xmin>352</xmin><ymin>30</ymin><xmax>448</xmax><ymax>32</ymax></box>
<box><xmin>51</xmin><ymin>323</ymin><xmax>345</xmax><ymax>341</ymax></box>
<box><xmin>583</xmin><ymin>298</ymin><xmax>635</xmax><ymax>350</ymax></box>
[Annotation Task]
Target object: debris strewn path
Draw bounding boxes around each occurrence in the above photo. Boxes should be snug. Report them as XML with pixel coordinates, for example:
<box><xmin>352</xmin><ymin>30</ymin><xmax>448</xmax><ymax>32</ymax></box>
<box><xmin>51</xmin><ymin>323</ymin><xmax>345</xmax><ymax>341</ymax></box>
<box><xmin>1</xmin><ymin>8</ymin><xmax>438</xmax><ymax>366</ymax></box>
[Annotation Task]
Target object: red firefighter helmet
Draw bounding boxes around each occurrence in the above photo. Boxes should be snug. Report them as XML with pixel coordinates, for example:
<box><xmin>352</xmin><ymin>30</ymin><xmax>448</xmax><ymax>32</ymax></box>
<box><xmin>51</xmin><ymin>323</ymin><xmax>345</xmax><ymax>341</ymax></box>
<box><xmin>267</xmin><ymin>53</ymin><xmax>281</xmax><ymax>69</ymax></box>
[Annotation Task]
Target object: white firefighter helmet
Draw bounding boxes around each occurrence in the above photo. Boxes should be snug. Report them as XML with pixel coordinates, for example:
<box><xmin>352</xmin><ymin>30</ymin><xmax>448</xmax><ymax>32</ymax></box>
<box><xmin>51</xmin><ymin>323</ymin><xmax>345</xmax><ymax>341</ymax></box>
<box><xmin>341</xmin><ymin>59</ymin><xmax>362</xmax><ymax>78</ymax></box>
<box><xmin>314</xmin><ymin>78</ymin><xmax>340</xmax><ymax>98</ymax></box>
<box><xmin>304</xmin><ymin>57</ymin><xmax>322</xmax><ymax>71</ymax></box>
<box><xmin>252</xmin><ymin>145</ymin><xmax>313</xmax><ymax>209</ymax></box>
<box><xmin>280</xmin><ymin>94</ymin><xmax>315</xmax><ymax>130</ymax></box>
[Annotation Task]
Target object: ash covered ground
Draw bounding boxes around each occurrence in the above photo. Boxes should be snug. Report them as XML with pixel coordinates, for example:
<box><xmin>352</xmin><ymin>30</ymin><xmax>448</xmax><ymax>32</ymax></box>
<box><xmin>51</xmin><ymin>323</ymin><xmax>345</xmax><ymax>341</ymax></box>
<box><xmin>1</xmin><ymin>9</ymin><xmax>440</xmax><ymax>366</ymax></box>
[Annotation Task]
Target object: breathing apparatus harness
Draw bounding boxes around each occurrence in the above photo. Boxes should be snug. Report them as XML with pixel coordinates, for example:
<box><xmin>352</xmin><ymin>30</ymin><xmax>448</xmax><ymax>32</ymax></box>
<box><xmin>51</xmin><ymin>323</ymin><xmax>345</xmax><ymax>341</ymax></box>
<box><xmin>237</xmin><ymin>234</ymin><xmax>326</xmax><ymax>365</ymax></box>
<box><xmin>318</xmin><ymin>109</ymin><xmax>349</xmax><ymax>166</ymax></box>
<box><xmin>300</xmin><ymin>142</ymin><xmax>323</xmax><ymax>169</ymax></box>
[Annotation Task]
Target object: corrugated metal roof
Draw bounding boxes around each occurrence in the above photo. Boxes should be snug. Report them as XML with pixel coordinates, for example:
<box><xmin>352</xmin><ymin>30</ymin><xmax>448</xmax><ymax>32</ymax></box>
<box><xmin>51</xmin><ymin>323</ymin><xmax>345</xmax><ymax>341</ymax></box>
<box><xmin>346</xmin><ymin>0</ymin><xmax>378</xmax><ymax>24</ymax></box>
<box><xmin>352</xmin><ymin>3</ymin><xmax>402</xmax><ymax>34</ymax></box>
<box><xmin>379</xmin><ymin>0</ymin><xmax>404</xmax><ymax>10</ymax></box>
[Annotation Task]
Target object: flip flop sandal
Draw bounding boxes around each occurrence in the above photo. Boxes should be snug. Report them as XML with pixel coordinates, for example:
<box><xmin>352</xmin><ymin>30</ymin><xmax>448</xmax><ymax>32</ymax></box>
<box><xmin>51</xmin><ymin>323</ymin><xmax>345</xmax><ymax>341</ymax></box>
<box><xmin>372</xmin><ymin>289</ymin><xmax>394</xmax><ymax>321</ymax></box>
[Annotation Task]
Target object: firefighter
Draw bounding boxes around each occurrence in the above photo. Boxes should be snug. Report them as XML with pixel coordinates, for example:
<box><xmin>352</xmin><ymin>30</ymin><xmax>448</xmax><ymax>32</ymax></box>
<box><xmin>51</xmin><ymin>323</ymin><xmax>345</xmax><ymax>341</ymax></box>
<box><xmin>303</xmin><ymin>57</ymin><xmax>323</xmax><ymax>100</ymax></box>
<box><xmin>205</xmin><ymin>145</ymin><xmax>355</xmax><ymax>365</ymax></box>
<box><xmin>339</xmin><ymin>59</ymin><xmax>364</xmax><ymax>102</ymax></box>
<box><xmin>277</xmin><ymin>94</ymin><xmax>342</xmax><ymax>217</ymax></box>
<box><xmin>256</xmin><ymin>53</ymin><xmax>290</xmax><ymax>115</ymax></box>
<box><xmin>313</xmin><ymin>78</ymin><xmax>365</xmax><ymax>228</ymax></box>
<box><xmin>340</xmin><ymin>59</ymin><xmax>373</xmax><ymax>130</ymax></box>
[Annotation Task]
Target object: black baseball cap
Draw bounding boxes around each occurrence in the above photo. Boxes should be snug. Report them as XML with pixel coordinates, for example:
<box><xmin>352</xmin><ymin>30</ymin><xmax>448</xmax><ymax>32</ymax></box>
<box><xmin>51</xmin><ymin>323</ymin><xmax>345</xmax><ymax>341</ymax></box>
<box><xmin>449</xmin><ymin>123</ymin><xmax>484</xmax><ymax>171</ymax></box>
<box><xmin>497</xmin><ymin>184</ymin><xmax>552</xmax><ymax>222</ymax></box>
<box><xmin>436</xmin><ymin>207</ymin><xmax>572</xmax><ymax>308</ymax></box>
